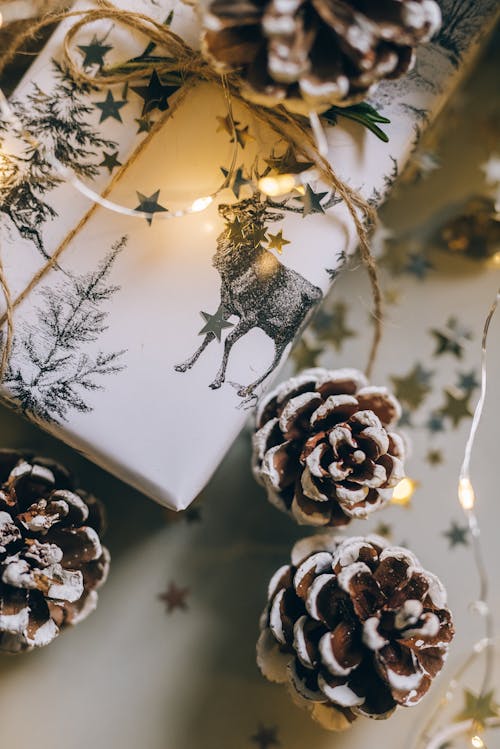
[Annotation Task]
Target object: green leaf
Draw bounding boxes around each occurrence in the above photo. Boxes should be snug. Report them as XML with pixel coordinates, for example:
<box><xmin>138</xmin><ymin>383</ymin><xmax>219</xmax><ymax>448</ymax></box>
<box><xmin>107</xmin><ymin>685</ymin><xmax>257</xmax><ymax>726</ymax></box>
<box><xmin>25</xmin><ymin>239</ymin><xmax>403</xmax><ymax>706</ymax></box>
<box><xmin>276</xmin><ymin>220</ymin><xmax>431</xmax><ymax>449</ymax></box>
<box><xmin>322</xmin><ymin>102</ymin><xmax>391</xmax><ymax>143</ymax></box>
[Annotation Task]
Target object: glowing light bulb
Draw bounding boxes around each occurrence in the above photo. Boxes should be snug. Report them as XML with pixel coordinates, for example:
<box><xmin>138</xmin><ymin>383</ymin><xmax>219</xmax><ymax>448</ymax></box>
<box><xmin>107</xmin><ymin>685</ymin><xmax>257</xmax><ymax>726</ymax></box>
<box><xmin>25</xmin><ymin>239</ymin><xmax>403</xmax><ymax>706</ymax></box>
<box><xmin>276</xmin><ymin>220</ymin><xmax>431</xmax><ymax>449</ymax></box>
<box><xmin>258</xmin><ymin>173</ymin><xmax>297</xmax><ymax>197</ymax></box>
<box><xmin>459</xmin><ymin>477</ymin><xmax>476</xmax><ymax>510</ymax></box>
<box><xmin>471</xmin><ymin>735</ymin><xmax>485</xmax><ymax>748</ymax></box>
<box><xmin>391</xmin><ymin>477</ymin><xmax>418</xmax><ymax>507</ymax></box>
<box><xmin>190</xmin><ymin>196</ymin><xmax>213</xmax><ymax>213</ymax></box>
<box><xmin>488</xmin><ymin>251</ymin><xmax>500</xmax><ymax>268</ymax></box>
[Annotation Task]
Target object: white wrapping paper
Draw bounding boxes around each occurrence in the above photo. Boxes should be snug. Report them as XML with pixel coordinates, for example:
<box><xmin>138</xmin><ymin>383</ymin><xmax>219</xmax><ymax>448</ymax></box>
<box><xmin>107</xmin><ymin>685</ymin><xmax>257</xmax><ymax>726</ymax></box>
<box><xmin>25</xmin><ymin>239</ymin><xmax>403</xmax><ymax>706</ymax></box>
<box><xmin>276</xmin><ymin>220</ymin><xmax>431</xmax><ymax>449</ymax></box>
<box><xmin>0</xmin><ymin>0</ymin><xmax>497</xmax><ymax>509</ymax></box>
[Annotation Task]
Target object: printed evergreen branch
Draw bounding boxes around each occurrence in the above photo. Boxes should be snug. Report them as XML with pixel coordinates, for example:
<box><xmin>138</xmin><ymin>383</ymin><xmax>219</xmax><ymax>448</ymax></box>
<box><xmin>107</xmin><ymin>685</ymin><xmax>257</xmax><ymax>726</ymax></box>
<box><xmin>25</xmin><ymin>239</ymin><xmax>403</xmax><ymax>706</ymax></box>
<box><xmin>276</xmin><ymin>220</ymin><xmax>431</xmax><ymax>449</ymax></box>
<box><xmin>2</xmin><ymin>237</ymin><xmax>128</xmax><ymax>423</ymax></box>
<box><xmin>1</xmin><ymin>59</ymin><xmax>117</xmax><ymax>257</ymax></box>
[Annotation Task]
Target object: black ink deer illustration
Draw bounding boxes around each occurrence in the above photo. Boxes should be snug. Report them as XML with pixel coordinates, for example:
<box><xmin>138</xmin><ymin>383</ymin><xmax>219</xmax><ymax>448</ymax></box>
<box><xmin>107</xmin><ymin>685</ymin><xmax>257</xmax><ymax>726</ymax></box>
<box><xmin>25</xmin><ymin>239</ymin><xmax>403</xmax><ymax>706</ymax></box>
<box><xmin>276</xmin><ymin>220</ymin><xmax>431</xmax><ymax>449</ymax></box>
<box><xmin>175</xmin><ymin>195</ymin><xmax>323</xmax><ymax>397</ymax></box>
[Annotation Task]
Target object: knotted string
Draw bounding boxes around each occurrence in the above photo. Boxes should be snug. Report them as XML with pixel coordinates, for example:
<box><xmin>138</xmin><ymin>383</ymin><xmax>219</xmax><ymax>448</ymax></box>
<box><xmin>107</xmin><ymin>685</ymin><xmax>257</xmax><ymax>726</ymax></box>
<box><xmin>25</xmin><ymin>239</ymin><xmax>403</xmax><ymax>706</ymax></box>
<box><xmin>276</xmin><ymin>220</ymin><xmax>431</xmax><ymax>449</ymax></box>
<box><xmin>0</xmin><ymin>0</ymin><xmax>383</xmax><ymax>383</ymax></box>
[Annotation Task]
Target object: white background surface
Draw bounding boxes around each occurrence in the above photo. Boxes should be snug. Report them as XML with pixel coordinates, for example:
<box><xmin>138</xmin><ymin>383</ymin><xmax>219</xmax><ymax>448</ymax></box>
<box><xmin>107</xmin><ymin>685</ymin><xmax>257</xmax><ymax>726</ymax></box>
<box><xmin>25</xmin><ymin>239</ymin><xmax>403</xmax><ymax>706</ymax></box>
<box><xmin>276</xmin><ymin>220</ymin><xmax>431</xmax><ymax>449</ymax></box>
<box><xmin>0</xmin><ymin>25</ymin><xmax>499</xmax><ymax>749</ymax></box>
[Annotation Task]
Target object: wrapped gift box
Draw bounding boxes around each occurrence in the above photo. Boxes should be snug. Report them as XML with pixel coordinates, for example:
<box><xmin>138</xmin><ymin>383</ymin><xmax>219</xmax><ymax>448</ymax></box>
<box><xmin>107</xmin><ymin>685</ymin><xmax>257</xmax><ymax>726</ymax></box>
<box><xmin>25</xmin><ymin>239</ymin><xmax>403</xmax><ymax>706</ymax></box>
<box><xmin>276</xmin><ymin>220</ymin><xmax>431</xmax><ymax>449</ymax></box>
<box><xmin>0</xmin><ymin>0</ymin><xmax>498</xmax><ymax>510</ymax></box>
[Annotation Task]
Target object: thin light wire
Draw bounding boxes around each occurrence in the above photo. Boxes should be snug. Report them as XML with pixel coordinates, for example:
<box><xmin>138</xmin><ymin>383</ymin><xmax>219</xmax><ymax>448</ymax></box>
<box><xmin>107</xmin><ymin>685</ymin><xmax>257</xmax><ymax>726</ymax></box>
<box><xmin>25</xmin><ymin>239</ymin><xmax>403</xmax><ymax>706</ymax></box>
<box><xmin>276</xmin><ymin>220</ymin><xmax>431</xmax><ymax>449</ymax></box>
<box><xmin>418</xmin><ymin>288</ymin><xmax>500</xmax><ymax>749</ymax></box>
<box><xmin>0</xmin><ymin>77</ymin><xmax>240</xmax><ymax>219</ymax></box>
<box><xmin>459</xmin><ymin>287</ymin><xmax>500</xmax><ymax>742</ymax></box>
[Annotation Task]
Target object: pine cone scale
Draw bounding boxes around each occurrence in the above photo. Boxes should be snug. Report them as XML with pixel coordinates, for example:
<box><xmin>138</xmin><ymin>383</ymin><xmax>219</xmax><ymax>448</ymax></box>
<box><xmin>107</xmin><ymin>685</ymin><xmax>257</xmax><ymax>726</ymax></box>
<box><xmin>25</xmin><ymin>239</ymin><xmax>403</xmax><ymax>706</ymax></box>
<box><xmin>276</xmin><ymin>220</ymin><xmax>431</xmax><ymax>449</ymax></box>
<box><xmin>0</xmin><ymin>450</ymin><xmax>109</xmax><ymax>653</ymax></box>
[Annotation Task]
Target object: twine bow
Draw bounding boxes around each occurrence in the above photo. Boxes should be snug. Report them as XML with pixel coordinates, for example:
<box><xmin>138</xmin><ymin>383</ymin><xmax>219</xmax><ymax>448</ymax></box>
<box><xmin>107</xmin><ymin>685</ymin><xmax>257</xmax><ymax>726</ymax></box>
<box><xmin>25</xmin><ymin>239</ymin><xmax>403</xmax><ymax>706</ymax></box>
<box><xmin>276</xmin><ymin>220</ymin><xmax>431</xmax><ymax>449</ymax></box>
<box><xmin>0</xmin><ymin>0</ymin><xmax>382</xmax><ymax>386</ymax></box>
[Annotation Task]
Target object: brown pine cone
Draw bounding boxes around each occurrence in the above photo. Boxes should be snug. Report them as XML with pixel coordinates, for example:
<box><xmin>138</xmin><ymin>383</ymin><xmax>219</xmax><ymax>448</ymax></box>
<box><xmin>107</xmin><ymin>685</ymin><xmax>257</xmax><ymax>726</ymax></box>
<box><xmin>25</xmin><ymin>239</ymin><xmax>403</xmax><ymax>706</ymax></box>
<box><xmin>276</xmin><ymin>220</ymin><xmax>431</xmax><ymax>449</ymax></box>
<box><xmin>252</xmin><ymin>368</ymin><xmax>405</xmax><ymax>527</ymax></box>
<box><xmin>257</xmin><ymin>534</ymin><xmax>454</xmax><ymax>730</ymax></box>
<box><xmin>0</xmin><ymin>450</ymin><xmax>109</xmax><ymax>653</ymax></box>
<box><xmin>201</xmin><ymin>0</ymin><xmax>441</xmax><ymax>113</ymax></box>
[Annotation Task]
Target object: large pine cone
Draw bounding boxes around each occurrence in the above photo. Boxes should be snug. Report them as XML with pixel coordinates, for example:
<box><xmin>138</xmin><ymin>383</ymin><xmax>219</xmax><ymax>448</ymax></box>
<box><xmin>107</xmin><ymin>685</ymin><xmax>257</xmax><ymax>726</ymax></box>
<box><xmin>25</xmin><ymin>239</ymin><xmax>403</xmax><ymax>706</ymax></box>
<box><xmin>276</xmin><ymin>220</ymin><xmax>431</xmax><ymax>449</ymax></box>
<box><xmin>201</xmin><ymin>0</ymin><xmax>441</xmax><ymax>113</ymax></box>
<box><xmin>0</xmin><ymin>450</ymin><xmax>109</xmax><ymax>653</ymax></box>
<box><xmin>257</xmin><ymin>534</ymin><xmax>454</xmax><ymax>730</ymax></box>
<box><xmin>252</xmin><ymin>368</ymin><xmax>405</xmax><ymax>527</ymax></box>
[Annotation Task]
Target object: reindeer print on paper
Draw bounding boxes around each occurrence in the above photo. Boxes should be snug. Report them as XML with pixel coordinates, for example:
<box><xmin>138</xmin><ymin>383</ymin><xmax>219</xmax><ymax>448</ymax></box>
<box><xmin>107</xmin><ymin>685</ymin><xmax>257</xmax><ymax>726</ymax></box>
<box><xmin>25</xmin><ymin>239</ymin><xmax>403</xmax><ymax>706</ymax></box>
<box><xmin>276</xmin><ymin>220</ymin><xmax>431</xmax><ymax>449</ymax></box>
<box><xmin>175</xmin><ymin>195</ymin><xmax>323</xmax><ymax>399</ymax></box>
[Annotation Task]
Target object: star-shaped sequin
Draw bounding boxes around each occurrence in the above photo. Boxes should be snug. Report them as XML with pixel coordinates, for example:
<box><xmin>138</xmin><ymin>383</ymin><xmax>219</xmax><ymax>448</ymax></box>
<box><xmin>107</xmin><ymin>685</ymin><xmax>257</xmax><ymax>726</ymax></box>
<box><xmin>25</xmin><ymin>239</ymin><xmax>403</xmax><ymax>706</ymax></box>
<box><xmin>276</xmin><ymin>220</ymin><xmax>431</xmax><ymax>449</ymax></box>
<box><xmin>443</xmin><ymin>520</ymin><xmax>469</xmax><ymax>548</ymax></box>
<box><xmin>390</xmin><ymin>364</ymin><xmax>434</xmax><ymax>409</ymax></box>
<box><xmin>94</xmin><ymin>90</ymin><xmax>127</xmax><ymax>123</ymax></box>
<box><xmin>134</xmin><ymin>189</ymin><xmax>168</xmax><ymax>225</ymax></box>
<box><xmin>439</xmin><ymin>388</ymin><xmax>473</xmax><ymax>428</ymax></box>
<box><xmin>454</xmin><ymin>689</ymin><xmax>500</xmax><ymax>725</ymax></box>
<box><xmin>158</xmin><ymin>582</ymin><xmax>190</xmax><ymax>614</ymax></box>
<box><xmin>404</xmin><ymin>251</ymin><xmax>434</xmax><ymax>279</ymax></box>
<box><xmin>457</xmin><ymin>369</ymin><xmax>480</xmax><ymax>392</ymax></box>
<box><xmin>99</xmin><ymin>150</ymin><xmax>121</xmax><ymax>174</ymax></box>
<box><xmin>226</xmin><ymin>217</ymin><xmax>246</xmax><ymax>244</ymax></box>
<box><xmin>131</xmin><ymin>70</ymin><xmax>179</xmax><ymax>115</ymax></box>
<box><xmin>265</xmin><ymin>146</ymin><xmax>314</xmax><ymax>175</ymax></box>
<box><xmin>300</xmin><ymin>184</ymin><xmax>328</xmax><ymax>216</ymax></box>
<box><xmin>425</xmin><ymin>413</ymin><xmax>443</xmax><ymax>435</ymax></box>
<box><xmin>431</xmin><ymin>318</ymin><xmax>473</xmax><ymax>359</ymax></box>
<box><xmin>314</xmin><ymin>301</ymin><xmax>356</xmax><ymax>350</ymax></box>
<box><xmin>373</xmin><ymin>521</ymin><xmax>393</xmax><ymax>539</ymax></box>
<box><xmin>292</xmin><ymin>339</ymin><xmax>323</xmax><ymax>370</ymax></box>
<box><xmin>426</xmin><ymin>449</ymin><xmax>443</xmax><ymax>466</ymax></box>
<box><xmin>78</xmin><ymin>34</ymin><xmax>112</xmax><ymax>69</ymax></box>
<box><xmin>199</xmin><ymin>309</ymin><xmax>234</xmax><ymax>341</ymax></box>
<box><xmin>250</xmin><ymin>724</ymin><xmax>280</xmax><ymax>749</ymax></box>
<box><xmin>221</xmin><ymin>166</ymin><xmax>251</xmax><ymax>199</ymax></box>
<box><xmin>267</xmin><ymin>230</ymin><xmax>290</xmax><ymax>254</ymax></box>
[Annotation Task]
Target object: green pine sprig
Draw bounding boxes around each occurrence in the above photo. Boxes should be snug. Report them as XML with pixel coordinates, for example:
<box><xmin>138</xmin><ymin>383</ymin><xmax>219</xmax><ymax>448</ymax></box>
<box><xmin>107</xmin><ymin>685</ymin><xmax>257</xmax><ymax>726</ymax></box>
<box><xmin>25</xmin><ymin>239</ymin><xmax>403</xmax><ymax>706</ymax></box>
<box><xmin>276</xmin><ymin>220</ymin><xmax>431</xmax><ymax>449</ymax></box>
<box><xmin>322</xmin><ymin>102</ymin><xmax>391</xmax><ymax>143</ymax></box>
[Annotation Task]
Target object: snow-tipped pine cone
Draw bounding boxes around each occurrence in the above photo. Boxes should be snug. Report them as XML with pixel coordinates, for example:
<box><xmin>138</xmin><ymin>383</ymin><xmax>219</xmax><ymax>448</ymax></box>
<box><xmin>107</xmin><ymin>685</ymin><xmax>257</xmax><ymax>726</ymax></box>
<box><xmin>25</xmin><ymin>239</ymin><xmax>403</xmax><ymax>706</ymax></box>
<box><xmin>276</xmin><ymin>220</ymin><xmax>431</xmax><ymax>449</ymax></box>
<box><xmin>201</xmin><ymin>0</ymin><xmax>441</xmax><ymax>113</ymax></box>
<box><xmin>257</xmin><ymin>534</ymin><xmax>454</xmax><ymax>730</ymax></box>
<box><xmin>0</xmin><ymin>450</ymin><xmax>109</xmax><ymax>653</ymax></box>
<box><xmin>252</xmin><ymin>368</ymin><xmax>405</xmax><ymax>527</ymax></box>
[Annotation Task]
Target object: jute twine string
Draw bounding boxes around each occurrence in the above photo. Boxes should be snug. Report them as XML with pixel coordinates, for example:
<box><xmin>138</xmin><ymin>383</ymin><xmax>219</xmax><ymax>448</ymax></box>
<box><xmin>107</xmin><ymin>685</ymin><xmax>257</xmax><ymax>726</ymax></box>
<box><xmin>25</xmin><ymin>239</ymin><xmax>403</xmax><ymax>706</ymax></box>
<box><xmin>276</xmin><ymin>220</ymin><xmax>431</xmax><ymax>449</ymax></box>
<box><xmin>0</xmin><ymin>0</ymin><xmax>383</xmax><ymax>383</ymax></box>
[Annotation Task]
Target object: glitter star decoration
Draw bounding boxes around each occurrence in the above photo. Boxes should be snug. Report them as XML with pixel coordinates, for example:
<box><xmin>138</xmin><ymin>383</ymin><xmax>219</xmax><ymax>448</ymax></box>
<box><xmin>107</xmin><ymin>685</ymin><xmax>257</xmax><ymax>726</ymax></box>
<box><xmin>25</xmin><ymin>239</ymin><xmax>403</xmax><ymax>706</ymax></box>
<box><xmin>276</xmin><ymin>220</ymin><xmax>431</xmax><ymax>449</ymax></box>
<box><xmin>94</xmin><ymin>90</ymin><xmax>127</xmax><ymax>123</ymax></box>
<box><xmin>250</xmin><ymin>724</ymin><xmax>280</xmax><ymax>749</ymax></box>
<box><xmin>454</xmin><ymin>689</ymin><xmax>500</xmax><ymax>726</ymax></box>
<box><xmin>404</xmin><ymin>251</ymin><xmax>434</xmax><ymax>279</ymax></box>
<box><xmin>78</xmin><ymin>34</ymin><xmax>112</xmax><ymax>69</ymax></box>
<box><xmin>265</xmin><ymin>145</ymin><xmax>314</xmax><ymax>175</ymax></box>
<box><xmin>373</xmin><ymin>521</ymin><xmax>393</xmax><ymax>539</ymax></box>
<box><xmin>313</xmin><ymin>301</ymin><xmax>355</xmax><ymax>350</ymax></box>
<box><xmin>158</xmin><ymin>582</ymin><xmax>190</xmax><ymax>614</ymax></box>
<box><xmin>99</xmin><ymin>150</ymin><xmax>121</xmax><ymax>174</ymax></box>
<box><xmin>426</xmin><ymin>449</ymin><xmax>443</xmax><ymax>466</ymax></box>
<box><xmin>439</xmin><ymin>387</ymin><xmax>473</xmax><ymax>428</ymax></box>
<box><xmin>431</xmin><ymin>317</ymin><xmax>473</xmax><ymax>359</ymax></box>
<box><xmin>390</xmin><ymin>364</ymin><xmax>434</xmax><ymax>409</ymax></box>
<box><xmin>443</xmin><ymin>520</ymin><xmax>469</xmax><ymax>548</ymax></box>
<box><xmin>221</xmin><ymin>166</ymin><xmax>251</xmax><ymax>199</ymax></box>
<box><xmin>132</xmin><ymin>70</ymin><xmax>179</xmax><ymax>116</ymax></box>
<box><xmin>267</xmin><ymin>230</ymin><xmax>290</xmax><ymax>254</ymax></box>
<box><xmin>300</xmin><ymin>184</ymin><xmax>328</xmax><ymax>216</ymax></box>
<box><xmin>199</xmin><ymin>309</ymin><xmax>234</xmax><ymax>341</ymax></box>
<box><xmin>426</xmin><ymin>411</ymin><xmax>445</xmax><ymax>434</ymax></box>
<box><xmin>134</xmin><ymin>189</ymin><xmax>168</xmax><ymax>225</ymax></box>
<box><xmin>457</xmin><ymin>369</ymin><xmax>480</xmax><ymax>392</ymax></box>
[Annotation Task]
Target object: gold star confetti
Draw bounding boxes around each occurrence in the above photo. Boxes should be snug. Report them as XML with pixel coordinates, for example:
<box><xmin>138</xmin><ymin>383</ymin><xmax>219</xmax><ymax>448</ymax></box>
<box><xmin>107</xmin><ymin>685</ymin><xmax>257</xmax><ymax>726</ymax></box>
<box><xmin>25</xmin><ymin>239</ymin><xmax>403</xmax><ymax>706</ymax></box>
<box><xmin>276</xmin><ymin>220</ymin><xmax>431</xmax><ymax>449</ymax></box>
<box><xmin>267</xmin><ymin>230</ymin><xmax>291</xmax><ymax>254</ymax></box>
<box><xmin>158</xmin><ymin>582</ymin><xmax>190</xmax><ymax>614</ymax></box>
<box><xmin>314</xmin><ymin>301</ymin><xmax>356</xmax><ymax>350</ymax></box>
<box><xmin>454</xmin><ymin>689</ymin><xmax>500</xmax><ymax>726</ymax></box>
<box><xmin>439</xmin><ymin>388</ymin><xmax>473</xmax><ymax>428</ymax></box>
<box><xmin>373</xmin><ymin>521</ymin><xmax>393</xmax><ymax>539</ymax></box>
<box><xmin>390</xmin><ymin>364</ymin><xmax>433</xmax><ymax>409</ymax></box>
<box><xmin>384</xmin><ymin>287</ymin><xmax>401</xmax><ymax>306</ymax></box>
<box><xmin>426</xmin><ymin>449</ymin><xmax>443</xmax><ymax>466</ymax></box>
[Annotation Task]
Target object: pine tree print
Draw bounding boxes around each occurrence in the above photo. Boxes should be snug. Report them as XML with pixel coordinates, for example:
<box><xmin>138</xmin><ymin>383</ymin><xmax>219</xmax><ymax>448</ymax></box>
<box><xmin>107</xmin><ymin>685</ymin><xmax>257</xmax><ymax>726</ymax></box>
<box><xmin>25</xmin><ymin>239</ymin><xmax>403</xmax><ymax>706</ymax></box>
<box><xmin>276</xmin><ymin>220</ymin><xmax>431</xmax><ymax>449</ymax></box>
<box><xmin>2</xmin><ymin>236</ymin><xmax>128</xmax><ymax>423</ymax></box>
<box><xmin>0</xmin><ymin>60</ymin><xmax>116</xmax><ymax>258</ymax></box>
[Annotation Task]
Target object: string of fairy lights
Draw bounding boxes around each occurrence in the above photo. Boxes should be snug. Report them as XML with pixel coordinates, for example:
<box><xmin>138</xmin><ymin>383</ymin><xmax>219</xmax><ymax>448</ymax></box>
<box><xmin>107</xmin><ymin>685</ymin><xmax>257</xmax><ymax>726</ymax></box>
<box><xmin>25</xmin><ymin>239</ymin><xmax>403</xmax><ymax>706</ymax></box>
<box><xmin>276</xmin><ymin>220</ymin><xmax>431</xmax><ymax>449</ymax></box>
<box><xmin>416</xmin><ymin>288</ymin><xmax>500</xmax><ymax>749</ymax></box>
